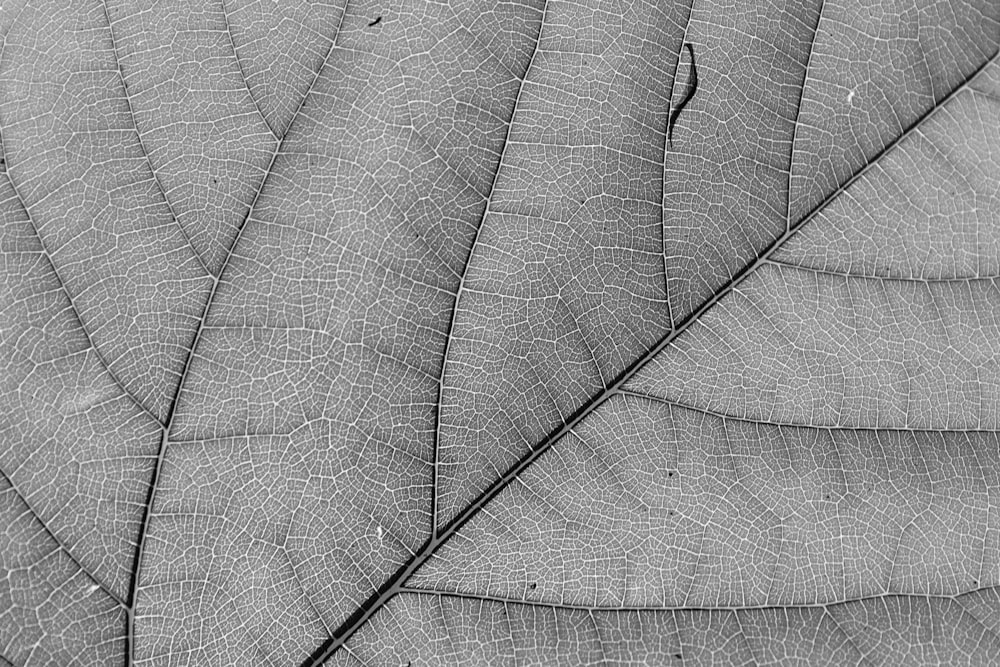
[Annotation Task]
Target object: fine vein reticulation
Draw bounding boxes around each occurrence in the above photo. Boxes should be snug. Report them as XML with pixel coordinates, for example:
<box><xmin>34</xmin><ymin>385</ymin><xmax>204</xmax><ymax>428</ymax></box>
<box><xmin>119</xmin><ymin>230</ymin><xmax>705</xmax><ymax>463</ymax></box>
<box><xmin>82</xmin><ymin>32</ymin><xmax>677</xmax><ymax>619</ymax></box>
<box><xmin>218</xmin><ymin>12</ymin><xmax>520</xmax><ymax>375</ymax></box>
<box><xmin>303</xmin><ymin>35</ymin><xmax>998</xmax><ymax>667</ymax></box>
<box><xmin>0</xmin><ymin>0</ymin><xmax>997</xmax><ymax>667</ymax></box>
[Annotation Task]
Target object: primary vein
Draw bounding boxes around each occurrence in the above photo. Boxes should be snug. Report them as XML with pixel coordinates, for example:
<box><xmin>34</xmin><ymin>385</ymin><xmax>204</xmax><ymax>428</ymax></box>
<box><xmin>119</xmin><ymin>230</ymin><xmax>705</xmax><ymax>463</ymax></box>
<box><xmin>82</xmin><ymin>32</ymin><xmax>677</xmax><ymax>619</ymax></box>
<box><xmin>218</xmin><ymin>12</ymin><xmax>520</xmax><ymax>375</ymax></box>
<box><xmin>305</xmin><ymin>47</ymin><xmax>996</xmax><ymax>667</ymax></box>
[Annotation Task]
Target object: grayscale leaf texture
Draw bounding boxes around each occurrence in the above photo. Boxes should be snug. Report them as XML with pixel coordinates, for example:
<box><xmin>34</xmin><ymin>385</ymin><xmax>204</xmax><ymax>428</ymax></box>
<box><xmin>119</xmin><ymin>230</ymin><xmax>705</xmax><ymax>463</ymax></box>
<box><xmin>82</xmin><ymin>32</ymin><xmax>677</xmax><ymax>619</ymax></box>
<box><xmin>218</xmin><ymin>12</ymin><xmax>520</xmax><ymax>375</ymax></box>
<box><xmin>1</xmin><ymin>0</ymin><xmax>999</xmax><ymax>665</ymax></box>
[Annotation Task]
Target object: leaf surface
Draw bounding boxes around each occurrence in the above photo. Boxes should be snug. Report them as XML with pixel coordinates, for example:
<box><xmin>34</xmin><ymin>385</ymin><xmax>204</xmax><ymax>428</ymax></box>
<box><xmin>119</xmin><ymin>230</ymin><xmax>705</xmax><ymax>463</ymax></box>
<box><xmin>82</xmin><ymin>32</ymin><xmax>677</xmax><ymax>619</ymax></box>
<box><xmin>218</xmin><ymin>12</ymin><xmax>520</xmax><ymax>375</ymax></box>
<box><xmin>1</xmin><ymin>0</ymin><xmax>999</xmax><ymax>665</ymax></box>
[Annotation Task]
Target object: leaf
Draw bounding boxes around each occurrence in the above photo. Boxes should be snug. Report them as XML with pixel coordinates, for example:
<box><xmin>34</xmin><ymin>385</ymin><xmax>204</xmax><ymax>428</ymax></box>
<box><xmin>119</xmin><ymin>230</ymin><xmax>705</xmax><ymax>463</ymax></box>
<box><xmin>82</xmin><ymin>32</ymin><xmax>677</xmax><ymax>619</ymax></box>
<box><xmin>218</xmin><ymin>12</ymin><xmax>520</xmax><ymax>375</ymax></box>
<box><xmin>1</xmin><ymin>0</ymin><xmax>998</xmax><ymax>665</ymax></box>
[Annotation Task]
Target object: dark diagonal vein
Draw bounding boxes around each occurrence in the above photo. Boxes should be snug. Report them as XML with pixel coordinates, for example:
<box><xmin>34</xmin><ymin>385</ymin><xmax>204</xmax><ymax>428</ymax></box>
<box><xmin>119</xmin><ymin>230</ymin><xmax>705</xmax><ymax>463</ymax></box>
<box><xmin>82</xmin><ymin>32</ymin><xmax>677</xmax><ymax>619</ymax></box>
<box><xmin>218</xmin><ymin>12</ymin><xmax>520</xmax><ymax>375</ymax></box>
<box><xmin>124</xmin><ymin>3</ymin><xmax>352</xmax><ymax>664</ymax></box>
<box><xmin>429</xmin><ymin>0</ymin><xmax>549</xmax><ymax>538</ymax></box>
<box><xmin>98</xmin><ymin>0</ymin><xmax>212</xmax><ymax>278</ymax></box>
<box><xmin>785</xmin><ymin>0</ymin><xmax>825</xmax><ymax>231</ymax></box>
<box><xmin>767</xmin><ymin>259</ymin><xmax>1000</xmax><ymax>282</ymax></box>
<box><xmin>219</xmin><ymin>0</ymin><xmax>277</xmax><ymax>138</ymax></box>
<box><xmin>821</xmin><ymin>607</ymin><xmax>868</xmax><ymax>664</ymax></box>
<box><xmin>731</xmin><ymin>611</ymin><xmax>759</xmax><ymax>666</ymax></box>
<box><xmin>618</xmin><ymin>388</ymin><xmax>1000</xmax><ymax>432</ymax></box>
<box><xmin>0</xmin><ymin>468</ymin><xmax>126</xmax><ymax>608</ymax></box>
<box><xmin>659</xmin><ymin>0</ymin><xmax>695</xmax><ymax>320</ymax></box>
<box><xmin>2</xmin><ymin>7</ymin><xmax>160</xmax><ymax>423</ymax></box>
<box><xmin>304</xmin><ymin>48</ymin><xmax>998</xmax><ymax>667</ymax></box>
<box><xmin>953</xmin><ymin>596</ymin><xmax>1000</xmax><ymax>645</ymax></box>
<box><xmin>954</xmin><ymin>595</ymin><xmax>1000</xmax><ymax>646</ymax></box>
<box><xmin>0</xmin><ymin>134</ymin><xmax>160</xmax><ymax>426</ymax></box>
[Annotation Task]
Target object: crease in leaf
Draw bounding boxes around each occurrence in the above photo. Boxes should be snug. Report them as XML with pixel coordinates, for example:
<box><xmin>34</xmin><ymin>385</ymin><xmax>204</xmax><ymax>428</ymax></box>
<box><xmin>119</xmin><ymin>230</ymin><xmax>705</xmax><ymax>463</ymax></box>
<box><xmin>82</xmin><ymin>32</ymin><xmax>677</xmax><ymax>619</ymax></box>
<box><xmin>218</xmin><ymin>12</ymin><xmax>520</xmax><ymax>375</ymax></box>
<box><xmin>667</xmin><ymin>42</ymin><xmax>698</xmax><ymax>148</ymax></box>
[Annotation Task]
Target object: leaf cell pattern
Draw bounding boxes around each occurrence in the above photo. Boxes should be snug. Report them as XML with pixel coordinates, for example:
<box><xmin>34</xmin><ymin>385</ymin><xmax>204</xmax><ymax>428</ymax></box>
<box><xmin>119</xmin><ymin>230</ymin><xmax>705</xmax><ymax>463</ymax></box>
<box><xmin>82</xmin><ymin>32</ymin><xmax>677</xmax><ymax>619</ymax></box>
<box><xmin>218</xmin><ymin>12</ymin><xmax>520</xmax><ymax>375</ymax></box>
<box><xmin>1</xmin><ymin>0</ymin><xmax>999</xmax><ymax>665</ymax></box>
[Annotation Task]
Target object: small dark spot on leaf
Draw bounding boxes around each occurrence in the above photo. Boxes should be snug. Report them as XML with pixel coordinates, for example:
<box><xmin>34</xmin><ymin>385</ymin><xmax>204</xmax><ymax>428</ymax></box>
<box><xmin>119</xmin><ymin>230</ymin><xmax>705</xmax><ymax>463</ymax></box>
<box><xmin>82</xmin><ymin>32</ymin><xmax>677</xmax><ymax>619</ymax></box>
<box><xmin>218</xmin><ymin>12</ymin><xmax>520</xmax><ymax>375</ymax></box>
<box><xmin>825</xmin><ymin>494</ymin><xmax>831</xmax><ymax>500</ymax></box>
<box><xmin>668</xmin><ymin>471</ymin><xmax>674</xmax><ymax>477</ymax></box>
<box><xmin>368</xmin><ymin>15</ymin><xmax>382</xmax><ymax>27</ymax></box>
<box><xmin>668</xmin><ymin>510</ymin><xmax>675</xmax><ymax>516</ymax></box>
<box><xmin>529</xmin><ymin>582</ymin><xmax>537</xmax><ymax>590</ymax></box>
<box><xmin>674</xmin><ymin>653</ymin><xmax>683</xmax><ymax>660</ymax></box>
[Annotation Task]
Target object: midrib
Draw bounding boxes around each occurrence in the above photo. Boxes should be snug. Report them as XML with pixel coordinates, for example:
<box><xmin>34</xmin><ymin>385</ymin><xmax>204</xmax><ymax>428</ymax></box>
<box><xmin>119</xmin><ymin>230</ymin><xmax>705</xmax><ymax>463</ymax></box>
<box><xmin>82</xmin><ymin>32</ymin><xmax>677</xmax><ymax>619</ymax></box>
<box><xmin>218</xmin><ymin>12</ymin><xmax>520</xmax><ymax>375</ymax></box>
<box><xmin>304</xmin><ymin>45</ymin><xmax>997</xmax><ymax>667</ymax></box>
